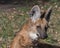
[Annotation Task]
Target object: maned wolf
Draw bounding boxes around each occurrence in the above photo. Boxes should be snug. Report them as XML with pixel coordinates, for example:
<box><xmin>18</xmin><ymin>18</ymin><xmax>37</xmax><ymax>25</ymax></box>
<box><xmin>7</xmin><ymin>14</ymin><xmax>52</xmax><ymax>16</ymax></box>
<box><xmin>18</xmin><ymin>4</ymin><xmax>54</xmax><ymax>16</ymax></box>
<box><xmin>10</xmin><ymin>5</ymin><xmax>52</xmax><ymax>48</ymax></box>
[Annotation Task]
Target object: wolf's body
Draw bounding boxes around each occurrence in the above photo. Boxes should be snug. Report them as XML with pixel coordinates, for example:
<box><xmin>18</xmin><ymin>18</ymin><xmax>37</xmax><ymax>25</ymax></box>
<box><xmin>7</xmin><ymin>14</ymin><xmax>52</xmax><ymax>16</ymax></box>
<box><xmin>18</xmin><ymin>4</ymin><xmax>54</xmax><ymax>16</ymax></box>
<box><xmin>10</xmin><ymin>5</ymin><xmax>52</xmax><ymax>48</ymax></box>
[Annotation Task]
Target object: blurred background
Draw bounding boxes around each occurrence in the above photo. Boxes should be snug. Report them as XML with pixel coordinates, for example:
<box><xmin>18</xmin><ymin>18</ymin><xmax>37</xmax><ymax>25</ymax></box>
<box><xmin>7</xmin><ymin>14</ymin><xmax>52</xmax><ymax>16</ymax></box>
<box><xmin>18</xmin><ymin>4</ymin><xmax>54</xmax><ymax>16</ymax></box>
<box><xmin>0</xmin><ymin>0</ymin><xmax>60</xmax><ymax>48</ymax></box>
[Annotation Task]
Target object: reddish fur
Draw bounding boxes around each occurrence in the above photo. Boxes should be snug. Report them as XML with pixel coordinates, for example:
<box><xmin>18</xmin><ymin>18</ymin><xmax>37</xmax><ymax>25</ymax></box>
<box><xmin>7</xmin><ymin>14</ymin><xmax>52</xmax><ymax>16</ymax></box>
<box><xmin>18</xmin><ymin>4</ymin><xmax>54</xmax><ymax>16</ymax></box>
<box><xmin>10</xmin><ymin>5</ymin><xmax>52</xmax><ymax>48</ymax></box>
<box><xmin>10</xmin><ymin>18</ymin><xmax>48</xmax><ymax>48</ymax></box>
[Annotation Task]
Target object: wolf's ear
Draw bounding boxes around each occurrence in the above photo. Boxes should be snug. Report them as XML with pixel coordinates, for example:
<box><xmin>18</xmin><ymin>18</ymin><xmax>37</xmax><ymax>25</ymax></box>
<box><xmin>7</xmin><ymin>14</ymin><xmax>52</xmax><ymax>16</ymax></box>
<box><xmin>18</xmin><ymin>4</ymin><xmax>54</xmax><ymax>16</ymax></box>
<box><xmin>45</xmin><ymin>6</ymin><xmax>52</xmax><ymax>22</ymax></box>
<box><xmin>29</xmin><ymin>5</ymin><xmax>41</xmax><ymax>22</ymax></box>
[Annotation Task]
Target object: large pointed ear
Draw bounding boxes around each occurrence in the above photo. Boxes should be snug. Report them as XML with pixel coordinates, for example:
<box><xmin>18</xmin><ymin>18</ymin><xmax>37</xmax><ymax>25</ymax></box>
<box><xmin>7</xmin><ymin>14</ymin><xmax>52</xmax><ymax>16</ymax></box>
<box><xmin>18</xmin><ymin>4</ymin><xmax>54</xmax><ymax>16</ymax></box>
<box><xmin>45</xmin><ymin>6</ymin><xmax>52</xmax><ymax>22</ymax></box>
<box><xmin>29</xmin><ymin>5</ymin><xmax>41</xmax><ymax>22</ymax></box>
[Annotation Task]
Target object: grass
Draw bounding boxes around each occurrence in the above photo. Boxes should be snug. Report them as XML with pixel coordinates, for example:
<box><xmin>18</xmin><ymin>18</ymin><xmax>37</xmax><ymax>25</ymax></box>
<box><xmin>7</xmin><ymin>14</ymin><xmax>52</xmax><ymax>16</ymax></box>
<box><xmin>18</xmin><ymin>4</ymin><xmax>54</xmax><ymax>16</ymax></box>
<box><xmin>0</xmin><ymin>7</ymin><xmax>29</xmax><ymax>48</ymax></box>
<box><xmin>0</xmin><ymin>2</ymin><xmax>60</xmax><ymax>48</ymax></box>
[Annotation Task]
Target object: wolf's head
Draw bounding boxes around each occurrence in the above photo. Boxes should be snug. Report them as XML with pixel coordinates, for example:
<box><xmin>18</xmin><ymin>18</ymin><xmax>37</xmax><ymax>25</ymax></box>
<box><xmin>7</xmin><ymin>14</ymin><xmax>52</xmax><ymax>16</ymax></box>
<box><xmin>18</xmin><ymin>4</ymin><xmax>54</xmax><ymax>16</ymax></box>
<box><xmin>28</xmin><ymin>5</ymin><xmax>52</xmax><ymax>40</ymax></box>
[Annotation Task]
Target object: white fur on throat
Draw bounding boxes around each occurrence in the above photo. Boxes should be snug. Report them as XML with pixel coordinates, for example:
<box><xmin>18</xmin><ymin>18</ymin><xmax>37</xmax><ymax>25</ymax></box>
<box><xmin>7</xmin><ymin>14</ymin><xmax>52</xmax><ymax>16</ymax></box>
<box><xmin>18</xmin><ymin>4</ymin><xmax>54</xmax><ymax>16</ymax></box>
<box><xmin>29</xmin><ymin>32</ymin><xmax>38</xmax><ymax>40</ymax></box>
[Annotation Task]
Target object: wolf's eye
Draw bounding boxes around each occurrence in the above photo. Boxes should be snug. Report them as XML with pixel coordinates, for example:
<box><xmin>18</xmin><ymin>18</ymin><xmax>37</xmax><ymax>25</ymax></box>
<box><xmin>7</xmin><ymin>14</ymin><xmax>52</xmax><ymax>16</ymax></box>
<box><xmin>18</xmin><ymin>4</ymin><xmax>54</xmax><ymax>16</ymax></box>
<box><xmin>37</xmin><ymin>26</ymin><xmax>41</xmax><ymax>28</ymax></box>
<box><xmin>36</xmin><ymin>26</ymin><xmax>41</xmax><ymax>33</ymax></box>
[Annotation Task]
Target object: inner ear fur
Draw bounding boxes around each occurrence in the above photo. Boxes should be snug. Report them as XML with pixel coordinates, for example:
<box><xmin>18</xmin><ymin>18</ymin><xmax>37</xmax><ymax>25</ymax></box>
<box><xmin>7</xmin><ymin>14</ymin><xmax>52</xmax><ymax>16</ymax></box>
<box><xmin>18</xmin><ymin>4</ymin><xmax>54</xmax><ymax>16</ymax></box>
<box><xmin>40</xmin><ymin>6</ymin><xmax>52</xmax><ymax>21</ymax></box>
<box><xmin>45</xmin><ymin>6</ymin><xmax>52</xmax><ymax>22</ymax></box>
<box><xmin>29</xmin><ymin>5</ymin><xmax>41</xmax><ymax>17</ymax></box>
